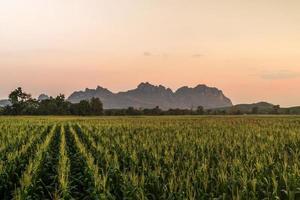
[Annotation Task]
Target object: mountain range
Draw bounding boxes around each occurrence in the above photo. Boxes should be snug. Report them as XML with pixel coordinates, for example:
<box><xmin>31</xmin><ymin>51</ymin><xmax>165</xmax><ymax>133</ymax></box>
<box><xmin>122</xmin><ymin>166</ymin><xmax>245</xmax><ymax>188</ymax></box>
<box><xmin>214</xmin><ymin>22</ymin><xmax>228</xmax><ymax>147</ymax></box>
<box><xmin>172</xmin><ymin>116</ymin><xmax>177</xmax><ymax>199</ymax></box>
<box><xmin>67</xmin><ymin>82</ymin><xmax>233</xmax><ymax>109</ymax></box>
<box><xmin>1</xmin><ymin>83</ymin><xmax>299</xmax><ymax>114</ymax></box>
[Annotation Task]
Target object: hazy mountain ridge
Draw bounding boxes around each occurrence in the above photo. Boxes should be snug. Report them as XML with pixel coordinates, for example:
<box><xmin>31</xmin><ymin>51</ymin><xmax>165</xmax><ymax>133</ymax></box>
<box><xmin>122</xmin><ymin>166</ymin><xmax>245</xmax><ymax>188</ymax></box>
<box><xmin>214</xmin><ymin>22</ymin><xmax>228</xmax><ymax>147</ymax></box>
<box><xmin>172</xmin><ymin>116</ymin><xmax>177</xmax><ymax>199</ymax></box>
<box><xmin>67</xmin><ymin>82</ymin><xmax>233</xmax><ymax>109</ymax></box>
<box><xmin>38</xmin><ymin>94</ymin><xmax>50</xmax><ymax>101</ymax></box>
<box><xmin>212</xmin><ymin>102</ymin><xmax>274</xmax><ymax>112</ymax></box>
<box><xmin>211</xmin><ymin>102</ymin><xmax>300</xmax><ymax>114</ymax></box>
<box><xmin>0</xmin><ymin>99</ymin><xmax>11</xmax><ymax>107</ymax></box>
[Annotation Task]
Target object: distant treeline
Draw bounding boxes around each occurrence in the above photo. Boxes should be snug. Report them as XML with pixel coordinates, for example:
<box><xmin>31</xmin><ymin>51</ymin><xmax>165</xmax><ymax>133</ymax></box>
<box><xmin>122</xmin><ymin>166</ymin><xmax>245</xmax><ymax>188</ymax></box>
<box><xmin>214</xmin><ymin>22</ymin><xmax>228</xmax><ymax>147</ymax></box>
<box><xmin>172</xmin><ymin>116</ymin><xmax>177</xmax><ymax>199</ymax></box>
<box><xmin>0</xmin><ymin>87</ymin><xmax>295</xmax><ymax>116</ymax></box>
<box><xmin>0</xmin><ymin>87</ymin><xmax>104</xmax><ymax>116</ymax></box>
<box><xmin>104</xmin><ymin>106</ymin><xmax>287</xmax><ymax>116</ymax></box>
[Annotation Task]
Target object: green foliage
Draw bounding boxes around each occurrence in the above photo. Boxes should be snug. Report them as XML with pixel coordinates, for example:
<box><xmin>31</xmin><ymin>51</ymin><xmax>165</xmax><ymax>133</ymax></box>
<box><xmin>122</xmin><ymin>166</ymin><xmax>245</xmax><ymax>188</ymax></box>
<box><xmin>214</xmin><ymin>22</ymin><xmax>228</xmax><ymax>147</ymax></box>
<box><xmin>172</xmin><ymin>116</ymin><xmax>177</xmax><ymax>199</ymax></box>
<box><xmin>196</xmin><ymin>106</ymin><xmax>204</xmax><ymax>115</ymax></box>
<box><xmin>70</xmin><ymin>97</ymin><xmax>104</xmax><ymax>116</ymax></box>
<box><xmin>8</xmin><ymin>87</ymin><xmax>31</xmax><ymax>105</ymax></box>
<box><xmin>3</xmin><ymin>87</ymin><xmax>104</xmax><ymax>116</ymax></box>
<box><xmin>7</xmin><ymin>87</ymin><xmax>35</xmax><ymax>115</ymax></box>
<box><xmin>1</xmin><ymin>116</ymin><xmax>300</xmax><ymax>199</ymax></box>
<box><xmin>90</xmin><ymin>97</ymin><xmax>104</xmax><ymax>115</ymax></box>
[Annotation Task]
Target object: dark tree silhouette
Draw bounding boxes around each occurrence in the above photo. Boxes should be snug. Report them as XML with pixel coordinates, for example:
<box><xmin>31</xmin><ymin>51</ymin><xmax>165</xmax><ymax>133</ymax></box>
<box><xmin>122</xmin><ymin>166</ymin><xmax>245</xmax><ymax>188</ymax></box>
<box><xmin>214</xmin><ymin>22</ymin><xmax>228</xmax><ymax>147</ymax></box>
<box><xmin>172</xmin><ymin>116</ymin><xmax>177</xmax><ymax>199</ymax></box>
<box><xmin>252</xmin><ymin>107</ymin><xmax>259</xmax><ymax>114</ymax></box>
<box><xmin>90</xmin><ymin>97</ymin><xmax>103</xmax><ymax>115</ymax></box>
<box><xmin>272</xmin><ymin>105</ymin><xmax>280</xmax><ymax>114</ymax></box>
<box><xmin>196</xmin><ymin>106</ymin><xmax>204</xmax><ymax>115</ymax></box>
<box><xmin>8</xmin><ymin>87</ymin><xmax>33</xmax><ymax>114</ymax></box>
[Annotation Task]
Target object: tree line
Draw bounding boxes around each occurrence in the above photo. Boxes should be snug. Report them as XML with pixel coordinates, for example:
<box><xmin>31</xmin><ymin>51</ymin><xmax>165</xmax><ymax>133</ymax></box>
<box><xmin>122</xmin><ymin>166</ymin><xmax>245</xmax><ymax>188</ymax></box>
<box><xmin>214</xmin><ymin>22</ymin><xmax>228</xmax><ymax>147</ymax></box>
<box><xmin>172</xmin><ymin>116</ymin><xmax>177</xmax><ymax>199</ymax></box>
<box><xmin>0</xmin><ymin>87</ymin><xmax>103</xmax><ymax>115</ymax></box>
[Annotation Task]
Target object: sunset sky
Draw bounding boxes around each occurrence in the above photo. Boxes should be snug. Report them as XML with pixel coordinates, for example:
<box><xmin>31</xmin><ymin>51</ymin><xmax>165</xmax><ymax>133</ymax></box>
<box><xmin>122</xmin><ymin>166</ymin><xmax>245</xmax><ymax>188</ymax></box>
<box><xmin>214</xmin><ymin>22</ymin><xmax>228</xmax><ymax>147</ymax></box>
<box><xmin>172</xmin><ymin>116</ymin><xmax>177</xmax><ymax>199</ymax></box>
<box><xmin>0</xmin><ymin>0</ymin><xmax>299</xmax><ymax>106</ymax></box>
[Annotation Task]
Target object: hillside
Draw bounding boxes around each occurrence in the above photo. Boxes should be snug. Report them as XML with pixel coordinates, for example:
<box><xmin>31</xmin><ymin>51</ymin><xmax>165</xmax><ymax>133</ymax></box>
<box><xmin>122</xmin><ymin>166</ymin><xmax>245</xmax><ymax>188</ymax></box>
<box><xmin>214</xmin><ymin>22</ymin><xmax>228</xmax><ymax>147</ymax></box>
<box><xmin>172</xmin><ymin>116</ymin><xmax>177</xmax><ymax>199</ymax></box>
<box><xmin>212</xmin><ymin>102</ymin><xmax>300</xmax><ymax>114</ymax></box>
<box><xmin>214</xmin><ymin>102</ymin><xmax>274</xmax><ymax>112</ymax></box>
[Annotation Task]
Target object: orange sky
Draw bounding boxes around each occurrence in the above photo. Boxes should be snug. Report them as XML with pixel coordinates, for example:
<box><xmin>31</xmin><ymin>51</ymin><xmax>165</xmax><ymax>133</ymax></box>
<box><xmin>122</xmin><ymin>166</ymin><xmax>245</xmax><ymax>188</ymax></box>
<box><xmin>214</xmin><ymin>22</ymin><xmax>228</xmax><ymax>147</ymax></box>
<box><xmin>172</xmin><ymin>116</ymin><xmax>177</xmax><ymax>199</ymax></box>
<box><xmin>0</xmin><ymin>0</ymin><xmax>299</xmax><ymax>106</ymax></box>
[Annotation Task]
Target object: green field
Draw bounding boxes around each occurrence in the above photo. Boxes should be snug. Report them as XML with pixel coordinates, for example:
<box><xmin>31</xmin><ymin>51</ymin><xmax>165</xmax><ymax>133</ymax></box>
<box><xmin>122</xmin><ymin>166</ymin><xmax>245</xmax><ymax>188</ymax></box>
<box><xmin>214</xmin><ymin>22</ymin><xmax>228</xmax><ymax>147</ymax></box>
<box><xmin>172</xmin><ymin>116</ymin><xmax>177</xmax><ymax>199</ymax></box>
<box><xmin>1</xmin><ymin>116</ymin><xmax>300</xmax><ymax>199</ymax></box>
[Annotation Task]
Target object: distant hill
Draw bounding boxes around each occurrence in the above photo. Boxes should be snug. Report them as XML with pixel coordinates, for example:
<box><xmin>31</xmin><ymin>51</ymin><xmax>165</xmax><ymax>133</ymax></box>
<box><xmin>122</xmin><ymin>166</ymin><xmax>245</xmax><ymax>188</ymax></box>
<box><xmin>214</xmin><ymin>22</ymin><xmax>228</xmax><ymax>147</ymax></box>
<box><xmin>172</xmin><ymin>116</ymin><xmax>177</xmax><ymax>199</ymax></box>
<box><xmin>213</xmin><ymin>102</ymin><xmax>274</xmax><ymax>112</ymax></box>
<box><xmin>212</xmin><ymin>102</ymin><xmax>300</xmax><ymax>114</ymax></box>
<box><xmin>67</xmin><ymin>82</ymin><xmax>233</xmax><ymax>109</ymax></box>
<box><xmin>284</xmin><ymin>106</ymin><xmax>300</xmax><ymax>115</ymax></box>
<box><xmin>38</xmin><ymin>94</ymin><xmax>50</xmax><ymax>101</ymax></box>
<box><xmin>0</xmin><ymin>99</ymin><xmax>11</xmax><ymax>107</ymax></box>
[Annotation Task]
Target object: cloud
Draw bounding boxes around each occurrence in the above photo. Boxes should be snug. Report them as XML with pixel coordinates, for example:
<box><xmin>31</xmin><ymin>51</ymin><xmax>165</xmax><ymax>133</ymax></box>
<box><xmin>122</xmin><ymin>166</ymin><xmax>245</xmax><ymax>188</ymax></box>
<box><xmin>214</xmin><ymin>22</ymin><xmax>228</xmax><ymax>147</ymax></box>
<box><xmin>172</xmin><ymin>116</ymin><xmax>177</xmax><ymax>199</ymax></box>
<box><xmin>143</xmin><ymin>52</ymin><xmax>152</xmax><ymax>56</ymax></box>
<box><xmin>143</xmin><ymin>52</ymin><xmax>168</xmax><ymax>58</ymax></box>
<box><xmin>192</xmin><ymin>54</ymin><xmax>203</xmax><ymax>58</ymax></box>
<box><xmin>260</xmin><ymin>70</ymin><xmax>300</xmax><ymax>80</ymax></box>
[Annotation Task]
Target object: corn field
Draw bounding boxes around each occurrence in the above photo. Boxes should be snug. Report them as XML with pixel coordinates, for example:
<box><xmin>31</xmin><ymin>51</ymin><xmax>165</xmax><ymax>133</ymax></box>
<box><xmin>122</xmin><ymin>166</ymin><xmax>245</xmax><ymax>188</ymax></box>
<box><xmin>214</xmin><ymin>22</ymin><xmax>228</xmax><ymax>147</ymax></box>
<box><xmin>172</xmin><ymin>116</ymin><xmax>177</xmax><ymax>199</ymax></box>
<box><xmin>1</xmin><ymin>116</ymin><xmax>300</xmax><ymax>200</ymax></box>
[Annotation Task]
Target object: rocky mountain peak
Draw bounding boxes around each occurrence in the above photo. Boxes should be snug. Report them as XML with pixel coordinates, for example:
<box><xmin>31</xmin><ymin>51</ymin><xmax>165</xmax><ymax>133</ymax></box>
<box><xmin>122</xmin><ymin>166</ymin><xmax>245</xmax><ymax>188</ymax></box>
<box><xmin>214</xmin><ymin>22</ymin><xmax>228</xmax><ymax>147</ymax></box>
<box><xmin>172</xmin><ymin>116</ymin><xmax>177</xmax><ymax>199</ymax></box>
<box><xmin>38</xmin><ymin>94</ymin><xmax>50</xmax><ymax>101</ymax></box>
<box><xmin>137</xmin><ymin>82</ymin><xmax>152</xmax><ymax>88</ymax></box>
<box><xmin>67</xmin><ymin>83</ymin><xmax>233</xmax><ymax>109</ymax></box>
<box><xmin>137</xmin><ymin>82</ymin><xmax>158</xmax><ymax>91</ymax></box>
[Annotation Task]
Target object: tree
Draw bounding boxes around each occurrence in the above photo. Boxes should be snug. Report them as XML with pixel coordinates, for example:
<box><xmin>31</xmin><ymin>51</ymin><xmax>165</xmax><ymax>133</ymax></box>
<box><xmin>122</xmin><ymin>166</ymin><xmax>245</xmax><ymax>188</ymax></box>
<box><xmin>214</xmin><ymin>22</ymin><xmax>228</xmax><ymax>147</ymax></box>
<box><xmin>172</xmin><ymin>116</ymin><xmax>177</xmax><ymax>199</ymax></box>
<box><xmin>152</xmin><ymin>106</ymin><xmax>162</xmax><ymax>115</ymax></box>
<box><xmin>272</xmin><ymin>105</ymin><xmax>280</xmax><ymax>114</ymax></box>
<box><xmin>236</xmin><ymin>109</ymin><xmax>242</xmax><ymax>115</ymax></box>
<box><xmin>90</xmin><ymin>97</ymin><xmax>103</xmax><ymax>115</ymax></box>
<box><xmin>206</xmin><ymin>109</ymin><xmax>212</xmax><ymax>115</ymax></box>
<box><xmin>9</xmin><ymin>87</ymin><xmax>31</xmax><ymax>104</ymax></box>
<box><xmin>54</xmin><ymin>94</ymin><xmax>71</xmax><ymax>115</ymax></box>
<box><xmin>196</xmin><ymin>106</ymin><xmax>204</xmax><ymax>115</ymax></box>
<box><xmin>8</xmin><ymin>87</ymin><xmax>33</xmax><ymax>114</ymax></box>
<box><xmin>70</xmin><ymin>100</ymin><xmax>91</xmax><ymax>115</ymax></box>
<box><xmin>126</xmin><ymin>107</ymin><xmax>140</xmax><ymax>115</ymax></box>
<box><xmin>21</xmin><ymin>99</ymin><xmax>39</xmax><ymax>115</ymax></box>
<box><xmin>251</xmin><ymin>106</ymin><xmax>259</xmax><ymax>114</ymax></box>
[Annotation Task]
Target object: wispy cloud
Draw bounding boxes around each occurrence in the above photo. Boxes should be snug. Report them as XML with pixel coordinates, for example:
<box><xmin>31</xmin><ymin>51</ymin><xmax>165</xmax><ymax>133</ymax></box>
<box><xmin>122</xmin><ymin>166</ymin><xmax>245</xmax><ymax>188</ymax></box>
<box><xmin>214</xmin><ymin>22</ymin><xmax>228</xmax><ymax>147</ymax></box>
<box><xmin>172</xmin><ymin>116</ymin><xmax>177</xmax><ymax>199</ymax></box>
<box><xmin>260</xmin><ymin>70</ymin><xmax>300</xmax><ymax>80</ymax></box>
<box><xmin>143</xmin><ymin>52</ymin><xmax>152</xmax><ymax>56</ymax></box>
<box><xmin>143</xmin><ymin>52</ymin><xmax>168</xmax><ymax>58</ymax></box>
<box><xmin>192</xmin><ymin>54</ymin><xmax>203</xmax><ymax>58</ymax></box>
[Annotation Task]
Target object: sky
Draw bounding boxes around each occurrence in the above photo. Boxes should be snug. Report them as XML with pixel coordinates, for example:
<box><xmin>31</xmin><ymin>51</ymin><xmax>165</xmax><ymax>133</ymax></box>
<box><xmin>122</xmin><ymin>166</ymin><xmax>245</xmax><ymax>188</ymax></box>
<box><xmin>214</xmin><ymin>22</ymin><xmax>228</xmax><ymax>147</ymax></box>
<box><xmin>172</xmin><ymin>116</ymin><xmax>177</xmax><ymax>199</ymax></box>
<box><xmin>0</xmin><ymin>0</ymin><xmax>299</xmax><ymax>107</ymax></box>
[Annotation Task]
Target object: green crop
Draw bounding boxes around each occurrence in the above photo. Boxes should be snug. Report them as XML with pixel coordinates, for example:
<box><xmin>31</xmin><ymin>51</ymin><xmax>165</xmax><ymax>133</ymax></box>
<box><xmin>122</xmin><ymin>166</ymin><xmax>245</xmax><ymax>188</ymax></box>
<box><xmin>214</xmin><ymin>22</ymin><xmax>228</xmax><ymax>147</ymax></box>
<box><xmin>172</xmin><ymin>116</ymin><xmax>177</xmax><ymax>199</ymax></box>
<box><xmin>0</xmin><ymin>116</ymin><xmax>300</xmax><ymax>199</ymax></box>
